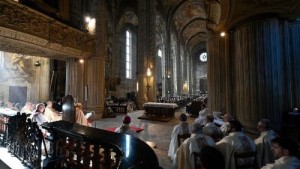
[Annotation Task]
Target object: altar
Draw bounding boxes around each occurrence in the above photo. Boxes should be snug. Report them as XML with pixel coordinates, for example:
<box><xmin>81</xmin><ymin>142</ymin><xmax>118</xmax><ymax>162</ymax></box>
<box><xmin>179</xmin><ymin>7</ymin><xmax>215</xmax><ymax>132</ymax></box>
<box><xmin>143</xmin><ymin>102</ymin><xmax>178</xmax><ymax>118</ymax></box>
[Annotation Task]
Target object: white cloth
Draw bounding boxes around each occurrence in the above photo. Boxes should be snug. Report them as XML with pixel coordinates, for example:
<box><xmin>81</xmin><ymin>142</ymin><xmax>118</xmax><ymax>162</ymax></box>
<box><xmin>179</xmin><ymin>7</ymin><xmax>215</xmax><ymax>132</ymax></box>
<box><xmin>194</xmin><ymin>108</ymin><xmax>208</xmax><ymax>125</ymax></box>
<box><xmin>216</xmin><ymin>132</ymin><xmax>256</xmax><ymax>169</ymax></box>
<box><xmin>20</xmin><ymin>107</ymin><xmax>32</xmax><ymax>114</ymax></box>
<box><xmin>173</xmin><ymin>133</ymin><xmax>215</xmax><ymax>169</ymax></box>
<box><xmin>44</xmin><ymin>107</ymin><xmax>62</xmax><ymax>122</ymax></box>
<box><xmin>255</xmin><ymin>130</ymin><xmax>277</xmax><ymax>168</ymax></box>
<box><xmin>220</xmin><ymin>122</ymin><xmax>230</xmax><ymax>136</ymax></box>
<box><xmin>203</xmin><ymin>122</ymin><xmax>222</xmax><ymax>137</ymax></box>
<box><xmin>30</xmin><ymin>112</ymin><xmax>48</xmax><ymax>126</ymax></box>
<box><xmin>168</xmin><ymin>121</ymin><xmax>190</xmax><ymax>160</ymax></box>
<box><xmin>115</xmin><ymin>124</ymin><xmax>140</xmax><ymax>138</ymax></box>
<box><xmin>261</xmin><ymin>156</ymin><xmax>300</xmax><ymax>169</ymax></box>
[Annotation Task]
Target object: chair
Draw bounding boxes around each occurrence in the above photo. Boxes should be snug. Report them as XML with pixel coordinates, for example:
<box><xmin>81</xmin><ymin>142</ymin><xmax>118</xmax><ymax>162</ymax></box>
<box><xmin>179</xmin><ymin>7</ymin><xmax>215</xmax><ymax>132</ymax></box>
<box><xmin>177</xmin><ymin>133</ymin><xmax>191</xmax><ymax>147</ymax></box>
<box><xmin>234</xmin><ymin>151</ymin><xmax>256</xmax><ymax>169</ymax></box>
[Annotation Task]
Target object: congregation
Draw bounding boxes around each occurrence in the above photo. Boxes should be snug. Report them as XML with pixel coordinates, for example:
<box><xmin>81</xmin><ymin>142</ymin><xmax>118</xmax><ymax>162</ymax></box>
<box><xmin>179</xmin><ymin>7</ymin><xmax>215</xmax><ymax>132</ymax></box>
<box><xmin>167</xmin><ymin>104</ymin><xmax>300</xmax><ymax>169</ymax></box>
<box><xmin>0</xmin><ymin>100</ymin><xmax>91</xmax><ymax>127</ymax></box>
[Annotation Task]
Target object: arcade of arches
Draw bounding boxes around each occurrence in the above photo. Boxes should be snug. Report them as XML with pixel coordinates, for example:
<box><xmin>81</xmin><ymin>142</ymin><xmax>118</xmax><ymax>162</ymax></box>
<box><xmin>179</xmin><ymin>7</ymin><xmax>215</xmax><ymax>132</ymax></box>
<box><xmin>0</xmin><ymin>0</ymin><xmax>300</xmax><ymax>133</ymax></box>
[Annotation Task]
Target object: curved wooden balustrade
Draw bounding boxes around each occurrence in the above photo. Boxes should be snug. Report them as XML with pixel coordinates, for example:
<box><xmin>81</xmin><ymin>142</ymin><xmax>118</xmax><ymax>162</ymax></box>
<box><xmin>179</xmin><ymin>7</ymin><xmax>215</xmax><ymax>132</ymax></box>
<box><xmin>42</xmin><ymin>121</ymin><xmax>161</xmax><ymax>169</ymax></box>
<box><xmin>6</xmin><ymin>113</ymin><xmax>43</xmax><ymax>169</ymax></box>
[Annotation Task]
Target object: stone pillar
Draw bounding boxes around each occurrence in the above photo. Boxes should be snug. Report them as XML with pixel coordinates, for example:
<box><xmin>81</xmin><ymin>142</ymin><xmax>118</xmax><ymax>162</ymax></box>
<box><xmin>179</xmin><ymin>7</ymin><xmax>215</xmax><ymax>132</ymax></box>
<box><xmin>137</xmin><ymin>0</ymin><xmax>156</xmax><ymax>109</ymax></box>
<box><xmin>207</xmin><ymin>32</ymin><xmax>229</xmax><ymax>114</ymax></box>
<box><xmin>85</xmin><ymin>0</ymin><xmax>106</xmax><ymax>117</ymax></box>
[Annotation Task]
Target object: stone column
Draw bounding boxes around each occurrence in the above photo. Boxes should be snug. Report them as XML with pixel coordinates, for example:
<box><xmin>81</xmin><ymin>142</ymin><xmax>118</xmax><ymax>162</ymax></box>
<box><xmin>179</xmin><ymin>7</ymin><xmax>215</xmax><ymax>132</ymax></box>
<box><xmin>137</xmin><ymin>0</ymin><xmax>156</xmax><ymax>108</ymax></box>
<box><xmin>207</xmin><ymin>31</ymin><xmax>229</xmax><ymax>114</ymax></box>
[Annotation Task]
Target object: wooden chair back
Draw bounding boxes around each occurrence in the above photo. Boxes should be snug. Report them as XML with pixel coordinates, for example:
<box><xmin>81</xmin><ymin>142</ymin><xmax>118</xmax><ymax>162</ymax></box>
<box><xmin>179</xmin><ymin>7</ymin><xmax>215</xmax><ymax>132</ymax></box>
<box><xmin>177</xmin><ymin>133</ymin><xmax>191</xmax><ymax>147</ymax></box>
<box><xmin>234</xmin><ymin>151</ymin><xmax>256</xmax><ymax>169</ymax></box>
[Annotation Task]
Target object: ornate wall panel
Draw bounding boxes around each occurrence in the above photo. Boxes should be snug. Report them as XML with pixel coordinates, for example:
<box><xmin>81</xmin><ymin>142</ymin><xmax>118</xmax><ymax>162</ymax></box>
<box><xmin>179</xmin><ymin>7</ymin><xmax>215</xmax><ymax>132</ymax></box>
<box><xmin>0</xmin><ymin>0</ymin><xmax>93</xmax><ymax>59</ymax></box>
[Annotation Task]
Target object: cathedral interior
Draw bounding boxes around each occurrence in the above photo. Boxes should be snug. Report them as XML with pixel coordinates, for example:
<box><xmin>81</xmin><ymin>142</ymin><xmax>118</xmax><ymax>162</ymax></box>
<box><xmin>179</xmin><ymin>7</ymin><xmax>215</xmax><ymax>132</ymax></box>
<box><xmin>0</xmin><ymin>0</ymin><xmax>300</xmax><ymax>168</ymax></box>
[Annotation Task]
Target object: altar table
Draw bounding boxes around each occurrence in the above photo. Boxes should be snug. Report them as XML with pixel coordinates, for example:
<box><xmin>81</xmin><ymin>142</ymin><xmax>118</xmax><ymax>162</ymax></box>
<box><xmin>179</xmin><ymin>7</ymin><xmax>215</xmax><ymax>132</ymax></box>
<box><xmin>143</xmin><ymin>102</ymin><xmax>178</xmax><ymax>117</ymax></box>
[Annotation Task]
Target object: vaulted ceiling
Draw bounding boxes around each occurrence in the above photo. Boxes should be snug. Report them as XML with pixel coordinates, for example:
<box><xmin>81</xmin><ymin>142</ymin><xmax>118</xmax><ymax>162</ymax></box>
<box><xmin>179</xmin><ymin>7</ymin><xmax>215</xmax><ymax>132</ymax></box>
<box><xmin>158</xmin><ymin>0</ymin><xmax>300</xmax><ymax>54</ymax></box>
<box><xmin>158</xmin><ymin>0</ymin><xmax>220</xmax><ymax>54</ymax></box>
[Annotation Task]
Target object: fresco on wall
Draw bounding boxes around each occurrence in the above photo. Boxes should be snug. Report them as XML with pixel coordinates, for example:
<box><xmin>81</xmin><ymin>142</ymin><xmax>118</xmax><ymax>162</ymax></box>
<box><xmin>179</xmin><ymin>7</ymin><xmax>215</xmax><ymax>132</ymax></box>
<box><xmin>0</xmin><ymin>52</ymin><xmax>33</xmax><ymax>83</ymax></box>
<box><xmin>0</xmin><ymin>51</ymin><xmax>50</xmax><ymax>105</ymax></box>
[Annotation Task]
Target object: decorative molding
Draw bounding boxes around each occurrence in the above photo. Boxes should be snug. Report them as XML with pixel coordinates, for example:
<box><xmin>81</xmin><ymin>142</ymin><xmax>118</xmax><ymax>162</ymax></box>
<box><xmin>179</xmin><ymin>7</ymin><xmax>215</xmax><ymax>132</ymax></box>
<box><xmin>0</xmin><ymin>0</ymin><xmax>94</xmax><ymax>58</ymax></box>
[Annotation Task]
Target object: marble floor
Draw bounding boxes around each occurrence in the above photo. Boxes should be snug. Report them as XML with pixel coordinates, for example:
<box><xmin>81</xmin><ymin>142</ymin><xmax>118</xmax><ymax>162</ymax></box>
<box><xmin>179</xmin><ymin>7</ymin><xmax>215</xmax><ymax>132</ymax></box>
<box><xmin>93</xmin><ymin>107</ymin><xmax>195</xmax><ymax>169</ymax></box>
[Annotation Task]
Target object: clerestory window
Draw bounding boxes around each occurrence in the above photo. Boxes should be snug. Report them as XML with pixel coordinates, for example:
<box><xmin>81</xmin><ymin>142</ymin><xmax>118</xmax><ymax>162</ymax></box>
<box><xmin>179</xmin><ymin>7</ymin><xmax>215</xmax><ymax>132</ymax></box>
<box><xmin>126</xmin><ymin>30</ymin><xmax>132</xmax><ymax>79</ymax></box>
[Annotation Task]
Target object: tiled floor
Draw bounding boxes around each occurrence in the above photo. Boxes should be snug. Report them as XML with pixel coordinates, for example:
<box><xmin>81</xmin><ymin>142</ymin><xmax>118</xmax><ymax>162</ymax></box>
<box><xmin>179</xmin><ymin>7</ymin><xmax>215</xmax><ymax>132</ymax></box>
<box><xmin>94</xmin><ymin>107</ymin><xmax>195</xmax><ymax>169</ymax></box>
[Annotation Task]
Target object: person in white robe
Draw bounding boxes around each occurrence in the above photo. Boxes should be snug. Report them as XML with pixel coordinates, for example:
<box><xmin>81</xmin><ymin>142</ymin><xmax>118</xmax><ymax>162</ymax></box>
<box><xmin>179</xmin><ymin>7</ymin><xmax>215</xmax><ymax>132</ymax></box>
<box><xmin>203</xmin><ymin>114</ymin><xmax>222</xmax><ymax>142</ymax></box>
<box><xmin>194</xmin><ymin>103</ymin><xmax>208</xmax><ymax>126</ymax></box>
<box><xmin>261</xmin><ymin>137</ymin><xmax>300</xmax><ymax>169</ymax></box>
<box><xmin>255</xmin><ymin>119</ymin><xmax>277</xmax><ymax>168</ymax></box>
<box><xmin>75</xmin><ymin>103</ymin><xmax>91</xmax><ymax>127</ymax></box>
<box><xmin>30</xmin><ymin>103</ymin><xmax>48</xmax><ymax>126</ymax></box>
<box><xmin>173</xmin><ymin>122</ymin><xmax>215</xmax><ymax>169</ymax></box>
<box><xmin>168</xmin><ymin>113</ymin><xmax>190</xmax><ymax>160</ymax></box>
<box><xmin>216</xmin><ymin>119</ymin><xmax>256</xmax><ymax>169</ymax></box>
<box><xmin>115</xmin><ymin>115</ymin><xmax>139</xmax><ymax>138</ymax></box>
<box><xmin>20</xmin><ymin>102</ymin><xmax>33</xmax><ymax>114</ymax></box>
<box><xmin>44</xmin><ymin>101</ymin><xmax>62</xmax><ymax>122</ymax></box>
<box><xmin>220</xmin><ymin>113</ymin><xmax>233</xmax><ymax>136</ymax></box>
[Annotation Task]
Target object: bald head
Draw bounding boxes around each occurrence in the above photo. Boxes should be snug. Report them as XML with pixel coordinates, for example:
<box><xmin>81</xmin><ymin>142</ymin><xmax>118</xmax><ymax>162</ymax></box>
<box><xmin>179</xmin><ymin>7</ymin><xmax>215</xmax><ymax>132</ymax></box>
<box><xmin>258</xmin><ymin>119</ymin><xmax>272</xmax><ymax>132</ymax></box>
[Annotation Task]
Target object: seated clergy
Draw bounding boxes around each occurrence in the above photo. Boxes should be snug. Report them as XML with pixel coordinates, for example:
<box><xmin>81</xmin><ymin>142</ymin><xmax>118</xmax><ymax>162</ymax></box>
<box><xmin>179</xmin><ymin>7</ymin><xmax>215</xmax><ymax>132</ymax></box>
<box><xmin>255</xmin><ymin>118</ymin><xmax>278</xmax><ymax>168</ymax></box>
<box><xmin>194</xmin><ymin>103</ymin><xmax>208</xmax><ymax>126</ymax></box>
<box><xmin>203</xmin><ymin>114</ymin><xmax>222</xmax><ymax>142</ymax></box>
<box><xmin>20</xmin><ymin>102</ymin><xmax>33</xmax><ymax>114</ymax></box>
<box><xmin>115</xmin><ymin>115</ymin><xmax>139</xmax><ymax>138</ymax></box>
<box><xmin>216</xmin><ymin>119</ymin><xmax>256</xmax><ymax>169</ymax></box>
<box><xmin>44</xmin><ymin>101</ymin><xmax>62</xmax><ymax>122</ymax></box>
<box><xmin>173</xmin><ymin>122</ymin><xmax>215</xmax><ymax>169</ymax></box>
<box><xmin>168</xmin><ymin>113</ymin><xmax>190</xmax><ymax>160</ymax></box>
<box><xmin>220</xmin><ymin>113</ymin><xmax>233</xmax><ymax>137</ymax></box>
<box><xmin>75</xmin><ymin>103</ymin><xmax>91</xmax><ymax>127</ymax></box>
<box><xmin>261</xmin><ymin>137</ymin><xmax>300</xmax><ymax>169</ymax></box>
<box><xmin>30</xmin><ymin>103</ymin><xmax>48</xmax><ymax>126</ymax></box>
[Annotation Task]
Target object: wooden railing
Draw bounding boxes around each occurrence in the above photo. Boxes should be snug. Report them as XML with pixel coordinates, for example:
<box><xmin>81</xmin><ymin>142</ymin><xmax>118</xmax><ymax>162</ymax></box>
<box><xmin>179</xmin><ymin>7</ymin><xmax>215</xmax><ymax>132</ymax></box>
<box><xmin>42</xmin><ymin>121</ymin><xmax>161</xmax><ymax>169</ymax></box>
<box><xmin>5</xmin><ymin>113</ymin><xmax>43</xmax><ymax>169</ymax></box>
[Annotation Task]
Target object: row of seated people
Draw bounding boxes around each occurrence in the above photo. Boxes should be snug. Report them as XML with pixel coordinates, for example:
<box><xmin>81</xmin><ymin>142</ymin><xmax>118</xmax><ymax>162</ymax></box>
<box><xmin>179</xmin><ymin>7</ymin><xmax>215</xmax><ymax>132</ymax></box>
<box><xmin>30</xmin><ymin>102</ymin><xmax>92</xmax><ymax>127</ymax></box>
<box><xmin>168</xmin><ymin>113</ymin><xmax>300</xmax><ymax>169</ymax></box>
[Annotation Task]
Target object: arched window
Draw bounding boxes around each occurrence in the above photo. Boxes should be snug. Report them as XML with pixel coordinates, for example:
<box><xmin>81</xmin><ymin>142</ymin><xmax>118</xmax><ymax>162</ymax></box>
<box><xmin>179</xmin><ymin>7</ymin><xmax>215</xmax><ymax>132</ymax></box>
<box><xmin>126</xmin><ymin>30</ymin><xmax>132</xmax><ymax>79</ymax></box>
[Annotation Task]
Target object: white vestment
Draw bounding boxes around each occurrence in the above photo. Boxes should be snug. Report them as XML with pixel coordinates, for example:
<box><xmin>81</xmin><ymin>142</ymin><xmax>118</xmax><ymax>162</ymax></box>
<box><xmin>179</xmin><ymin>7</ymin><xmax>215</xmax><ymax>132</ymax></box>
<box><xmin>203</xmin><ymin>122</ymin><xmax>222</xmax><ymax>137</ymax></box>
<box><xmin>194</xmin><ymin>108</ymin><xmax>208</xmax><ymax>126</ymax></box>
<box><xmin>255</xmin><ymin>130</ymin><xmax>277</xmax><ymax>168</ymax></box>
<box><xmin>115</xmin><ymin>124</ymin><xmax>140</xmax><ymax>138</ymax></box>
<box><xmin>168</xmin><ymin>121</ymin><xmax>190</xmax><ymax>160</ymax></box>
<box><xmin>220</xmin><ymin>122</ymin><xmax>230</xmax><ymax>136</ymax></box>
<box><xmin>30</xmin><ymin>112</ymin><xmax>48</xmax><ymax>126</ymax></box>
<box><xmin>20</xmin><ymin>107</ymin><xmax>32</xmax><ymax>114</ymax></box>
<box><xmin>261</xmin><ymin>156</ymin><xmax>300</xmax><ymax>169</ymax></box>
<box><xmin>173</xmin><ymin>133</ymin><xmax>215</xmax><ymax>169</ymax></box>
<box><xmin>44</xmin><ymin>107</ymin><xmax>62</xmax><ymax>122</ymax></box>
<box><xmin>216</xmin><ymin>132</ymin><xmax>256</xmax><ymax>169</ymax></box>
